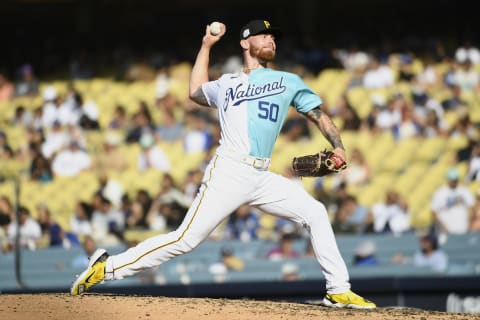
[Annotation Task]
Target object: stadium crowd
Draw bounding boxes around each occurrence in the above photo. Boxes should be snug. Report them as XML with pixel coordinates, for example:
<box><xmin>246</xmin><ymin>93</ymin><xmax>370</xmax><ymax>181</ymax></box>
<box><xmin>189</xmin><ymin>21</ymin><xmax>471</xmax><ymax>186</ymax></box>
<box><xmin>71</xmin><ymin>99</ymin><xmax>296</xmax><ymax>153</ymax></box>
<box><xmin>0</xmin><ymin>39</ymin><xmax>479</xmax><ymax>274</ymax></box>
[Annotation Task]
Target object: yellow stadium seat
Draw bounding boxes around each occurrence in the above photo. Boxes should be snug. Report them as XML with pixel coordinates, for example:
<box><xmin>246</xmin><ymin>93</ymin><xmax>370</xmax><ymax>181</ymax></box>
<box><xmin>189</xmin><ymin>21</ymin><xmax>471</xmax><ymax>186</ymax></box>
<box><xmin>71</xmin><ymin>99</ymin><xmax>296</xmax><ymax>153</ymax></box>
<box><xmin>414</xmin><ymin>137</ymin><xmax>447</xmax><ymax>163</ymax></box>
<box><xmin>380</xmin><ymin>138</ymin><xmax>418</xmax><ymax>173</ymax></box>
<box><xmin>445</xmin><ymin>135</ymin><xmax>469</xmax><ymax>151</ymax></box>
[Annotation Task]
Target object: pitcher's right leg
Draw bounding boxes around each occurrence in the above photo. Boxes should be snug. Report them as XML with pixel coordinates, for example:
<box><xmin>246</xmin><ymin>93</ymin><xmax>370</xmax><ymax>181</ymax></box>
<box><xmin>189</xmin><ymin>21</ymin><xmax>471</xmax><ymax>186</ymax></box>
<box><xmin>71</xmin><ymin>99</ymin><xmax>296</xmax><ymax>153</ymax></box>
<box><xmin>71</xmin><ymin>155</ymin><xmax>250</xmax><ymax>294</ymax></box>
<box><xmin>106</xmin><ymin>156</ymin><xmax>248</xmax><ymax>280</ymax></box>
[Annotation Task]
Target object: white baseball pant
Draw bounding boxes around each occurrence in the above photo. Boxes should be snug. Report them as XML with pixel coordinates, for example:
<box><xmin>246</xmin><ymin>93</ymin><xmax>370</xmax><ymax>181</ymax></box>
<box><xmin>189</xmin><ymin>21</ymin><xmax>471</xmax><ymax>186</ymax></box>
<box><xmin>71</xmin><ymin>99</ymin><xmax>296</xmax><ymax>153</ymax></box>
<box><xmin>105</xmin><ymin>154</ymin><xmax>351</xmax><ymax>294</ymax></box>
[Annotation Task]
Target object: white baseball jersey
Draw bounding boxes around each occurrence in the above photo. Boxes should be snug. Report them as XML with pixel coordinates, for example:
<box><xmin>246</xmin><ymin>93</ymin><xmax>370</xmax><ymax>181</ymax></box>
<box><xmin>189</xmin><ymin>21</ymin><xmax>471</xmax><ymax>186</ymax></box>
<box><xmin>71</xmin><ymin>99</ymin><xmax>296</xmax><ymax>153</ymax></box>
<box><xmin>202</xmin><ymin>68</ymin><xmax>321</xmax><ymax>158</ymax></box>
<box><xmin>104</xmin><ymin>68</ymin><xmax>351</xmax><ymax>294</ymax></box>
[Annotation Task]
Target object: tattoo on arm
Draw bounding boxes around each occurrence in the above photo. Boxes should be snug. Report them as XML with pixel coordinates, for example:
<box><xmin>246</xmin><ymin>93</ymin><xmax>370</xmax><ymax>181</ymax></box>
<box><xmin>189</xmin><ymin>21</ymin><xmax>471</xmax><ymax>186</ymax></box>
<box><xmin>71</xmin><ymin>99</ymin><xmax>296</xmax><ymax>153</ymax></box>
<box><xmin>190</xmin><ymin>88</ymin><xmax>209</xmax><ymax>106</ymax></box>
<box><xmin>305</xmin><ymin>107</ymin><xmax>322</xmax><ymax>122</ymax></box>
<box><xmin>305</xmin><ymin>107</ymin><xmax>344</xmax><ymax>149</ymax></box>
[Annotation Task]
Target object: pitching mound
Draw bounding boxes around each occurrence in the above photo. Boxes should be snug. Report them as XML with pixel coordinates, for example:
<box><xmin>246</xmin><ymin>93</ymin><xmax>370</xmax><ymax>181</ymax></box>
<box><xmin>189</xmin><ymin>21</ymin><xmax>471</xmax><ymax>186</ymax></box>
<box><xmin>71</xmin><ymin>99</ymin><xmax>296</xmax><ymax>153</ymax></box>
<box><xmin>1</xmin><ymin>294</ymin><xmax>477</xmax><ymax>320</ymax></box>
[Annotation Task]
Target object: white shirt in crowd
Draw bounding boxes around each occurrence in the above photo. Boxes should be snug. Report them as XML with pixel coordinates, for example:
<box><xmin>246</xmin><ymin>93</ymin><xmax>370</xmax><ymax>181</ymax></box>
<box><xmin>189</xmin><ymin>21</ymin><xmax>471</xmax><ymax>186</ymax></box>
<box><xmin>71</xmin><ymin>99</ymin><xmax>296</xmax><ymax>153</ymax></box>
<box><xmin>376</xmin><ymin>107</ymin><xmax>402</xmax><ymax>130</ymax></box>
<box><xmin>363</xmin><ymin>65</ymin><xmax>394</xmax><ymax>89</ymax></box>
<box><xmin>137</xmin><ymin>146</ymin><xmax>171</xmax><ymax>172</ymax></box>
<box><xmin>52</xmin><ymin>147</ymin><xmax>91</xmax><ymax>176</ymax></box>
<box><xmin>371</xmin><ymin>203</ymin><xmax>411</xmax><ymax>235</ymax></box>
<box><xmin>431</xmin><ymin>185</ymin><xmax>474</xmax><ymax>234</ymax></box>
<box><xmin>413</xmin><ymin>250</ymin><xmax>448</xmax><ymax>273</ymax></box>
<box><xmin>466</xmin><ymin>157</ymin><xmax>480</xmax><ymax>182</ymax></box>
<box><xmin>7</xmin><ymin>217</ymin><xmax>42</xmax><ymax>248</ymax></box>
<box><xmin>69</xmin><ymin>216</ymin><xmax>93</xmax><ymax>237</ymax></box>
<box><xmin>41</xmin><ymin>129</ymin><xmax>70</xmax><ymax>159</ymax></box>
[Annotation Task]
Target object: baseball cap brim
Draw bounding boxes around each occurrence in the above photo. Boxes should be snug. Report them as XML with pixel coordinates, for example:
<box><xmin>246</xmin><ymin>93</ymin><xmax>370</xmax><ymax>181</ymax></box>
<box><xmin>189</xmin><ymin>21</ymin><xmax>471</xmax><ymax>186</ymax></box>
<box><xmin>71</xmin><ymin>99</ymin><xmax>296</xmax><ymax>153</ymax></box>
<box><xmin>252</xmin><ymin>28</ymin><xmax>282</xmax><ymax>39</ymax></box>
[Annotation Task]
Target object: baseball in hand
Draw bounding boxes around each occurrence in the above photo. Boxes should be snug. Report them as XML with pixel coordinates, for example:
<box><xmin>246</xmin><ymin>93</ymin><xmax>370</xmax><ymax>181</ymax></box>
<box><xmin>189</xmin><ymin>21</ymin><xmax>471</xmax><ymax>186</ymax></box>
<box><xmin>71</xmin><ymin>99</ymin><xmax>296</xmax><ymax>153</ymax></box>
<box><xmin>210</xmin><ymin>22</ymin><xmax>222</xmax><ymax>36</ymax></box>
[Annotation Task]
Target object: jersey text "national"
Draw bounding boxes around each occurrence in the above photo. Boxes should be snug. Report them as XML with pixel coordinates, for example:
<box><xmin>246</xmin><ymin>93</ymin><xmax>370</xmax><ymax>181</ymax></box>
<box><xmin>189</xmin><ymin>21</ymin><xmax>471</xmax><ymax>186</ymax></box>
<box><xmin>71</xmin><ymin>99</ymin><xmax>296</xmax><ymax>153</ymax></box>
<box><xmin>223</xmin><ymin>77</ymin><xmax>286</xmax><ymax>111</ymax></box>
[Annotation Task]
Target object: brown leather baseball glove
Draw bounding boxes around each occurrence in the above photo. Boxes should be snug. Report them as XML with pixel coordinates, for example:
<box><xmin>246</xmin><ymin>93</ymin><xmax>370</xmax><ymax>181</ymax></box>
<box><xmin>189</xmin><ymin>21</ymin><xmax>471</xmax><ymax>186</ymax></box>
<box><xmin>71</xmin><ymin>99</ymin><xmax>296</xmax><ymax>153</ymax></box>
<box><xmin>292</xmin><ymin>151</ymin><xmax>347</xmax><ymax>177</ymax></box>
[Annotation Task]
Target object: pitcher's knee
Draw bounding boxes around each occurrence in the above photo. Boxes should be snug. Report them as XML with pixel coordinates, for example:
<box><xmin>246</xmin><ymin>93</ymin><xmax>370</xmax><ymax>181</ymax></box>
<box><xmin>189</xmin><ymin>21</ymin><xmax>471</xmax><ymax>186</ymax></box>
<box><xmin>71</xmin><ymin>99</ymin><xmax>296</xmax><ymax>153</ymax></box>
<box><xmin>303</xmin><ymin>202</ymin><xmax>329</xmax><ymax>225</ymax></box>
<box><xmin>171</xmin><ymin>234</ymin><xmax>202</xmax><ymax>254</ymax></box>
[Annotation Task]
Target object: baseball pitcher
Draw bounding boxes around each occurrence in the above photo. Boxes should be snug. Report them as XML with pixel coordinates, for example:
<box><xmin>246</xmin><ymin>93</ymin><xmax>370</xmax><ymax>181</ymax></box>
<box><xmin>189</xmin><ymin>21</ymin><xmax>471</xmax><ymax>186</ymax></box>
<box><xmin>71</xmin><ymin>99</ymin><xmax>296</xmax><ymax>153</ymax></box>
<box><xmin>71</xmin><ymin>19</ymin><xmax>375</xmax><ymax>309</ymax></box>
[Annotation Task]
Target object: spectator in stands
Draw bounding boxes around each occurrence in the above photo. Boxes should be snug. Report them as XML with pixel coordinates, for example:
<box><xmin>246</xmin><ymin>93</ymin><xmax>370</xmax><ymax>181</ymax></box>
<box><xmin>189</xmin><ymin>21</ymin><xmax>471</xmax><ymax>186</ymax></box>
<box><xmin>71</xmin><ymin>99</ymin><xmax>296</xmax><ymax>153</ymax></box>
<box><xmin>281</xmin><ymin>262</ymin><xmax>300</xmax><ymax>281</ymax></box>
<box><xmin>14</xmin><ymin>64</ymin><xmax>39</xmax><ymax>97</ymax></box>
<box><xmin>335</xmin><ymin>47</ymin><xmax>368</xmax><ymax>89</ymax></box>
<box><xmin>266</xmin><ymin>233</ymin><xmax>300</xmax><ymax>261</ymax></box>
<box><xmin>330</xmin><ymin>95</ymin><xmax>362</xmax><ymax>131</ymax></box>
<box><xmin>41</xmin><ymin>86</ymin><xmax>74</xmax><ymax>128</ymax></box>
<box><xmin>451</xmin><ymin>115</ymin><xmax>478</xmax><ymax>151</ymax></box>
<box><xmin>135</xmin><ymin>189</ymin><xmax>153</xmax><ymax>215</ymax></box>
<box><xmin>394</xmin><ymin>104</ymin><xmax>422</xmax><ymax>140</ymax></box>
<box><xmin>421</xmin><ymin>109</ymin><xmax>448</xmax><ymax>138</ymax></box>
<box><xmin>11</xmin><ymin>105</ymin><xmax>33</xmax><ymax>127</ymax></box>
<box><xmin>156</xmin><ymin>92</ymin><xmax>180</xmax><ymax>115</ymax></box>
<box><xmin>70</xmin><ymin>201</ymin><xmax>93</xmax><ymax>238</ymax></box>
<box><xmin>155</xmin><ymin>174</ymin><xmax>189</xmax><ymax>209</ymax></box>
<box><xmin>72</xmin><ymin>93</ymin><xmax>100</xmax><ymax>130</ymax></box>
<box><xmin>155</xmin><ymin>65</ymin><xmax>171</xmax><ymax>100</ymax></box>
<box><xmin>93</xmin><ymin>175</ymin><xmax>124</xmax><ymax>214</ymax></box>
<box><xmin>392</xmin><ymin>233</ymin><xmax>448</xmax><ymax>273</ymax></box>
<box><xmin>340</xmin><ymin>147</ymin><xmax>370</xmax><ymax>186</ymax></box>
<box><xmin>132</xmin><ymin>101</ymin><xmax>153</xmax><ymax>128</ymax></box>
<box><xmin>147</xmin><ymin>198</ymin><xmax>186</xmax><ymax>232</ymax></box>
<box><xmin>7</xmin><ymin>206</ymin><xmax>42</xmax><ymax>251</ymax></box>
<box><xmin>52</xmin><ymin>140</ymin><xmax>91</xmax><ymax>177</ymax></box>
<box><xmin>183</xmin><ymin>110</ymin><xmax>212</xmax><ymax>153</ymax></box>
<box><xmin>125</xmin><ymin>111</ymin><xmax>156</xmax><ymax>143</ymax></box>
<box><xmin>465</xmin><ymin>141</ymin><xmax>480</xmax><ymax>182</ymax></box>
<box><xmin>30</xmin><ymin>147</ymin><xmax>53</xmax><ymax>183</ymax></box>
<box><xmin>41</xmin><ymin>120</ymin><xmax>70</xmax><ymax>160</ymax></box>
<box><xmin>332</xmin><ymin>203</ymin><xmax>357</xmax><ymax>235</ymax></box>
<box><xmin>71</xmin><ymin>235</ymin><xmax>97</xmax><ymax>269</ymax></box>
<box><xmin>416</xmin><ymin>57</ymin><xmax>439</xmax><ymax>89</ymax></box>
<box><xmin>91</xmin><ymin>193</ymin><xmax>124</xmax><ymax>246</ymax></box>
<box><xmin>373</xmin><ymin>94</ymin><xmax>402</xmax><ymax>133</ymax></box>
<box><xmin>453</xmin><ymin>58</ymin><xmax>479</xmax><ymax>91</ymax></box>
<box><xmin>137</xmin><ymin>133</ymin><xmax>170</xmax><ymax>172</ymax></box>
<box><xmin>314</xmin><ymin>180</ymin><xmax>349</xmax><ymax>217</ymax></box>
<box><xmin>94</xmin><ymin>131</ymin><xmax>129</xmax><ymax>173</ymax></box>
<box><xmin>0</xmin><ymin>131</ymin><xmax>14</xmax><ymax>160</ymax></box>
<box><xmin>441</xmin><ymin>85</ymin><xmax>467</xmax><ymax>111</ymax></box>
<box><xmin>431</xmin><ymin>168</ymin><xmax>475</xmax><ymax>234</ymax></box>
<box><xmin>455</xmin><ymin>42</ymin><xmax>480</xmax><ymax>66</ymax></box>
<box><xmin>0</xmin><ymin>72</ymin><xmax>14</xmax><ymax>101</ymax></box>
<box><xmin>353</xmin><ymin>240</ymin><xmax>379</xmax><ymax>266</ymax></box>
<box><xmin>32</xmin><ymin>107</ymin><xmax>44</xmax><ymax>130</ymax></box>
<box><xmin>334</xmin><ymin>195</ymin><xmax>369</xmax><ymax>234</ymax></box>
<box><xmin>109</xmin><ymin>105</ymin><xmax>129</xmax><ymax>130</ymax></box>
<box><xmin>397</xmin><ymin>54</ymin><xmax>415</xmax><ymax>82</ymax></box>
<box><xmin>126</xmin><ymin>201</ymin><xmax>149</xmax><ymax>230</ymax></box>
<box><xmin>470</xmin><ymin>191</ymin><xmax>480</xmax><ymax>232</ymax></box>
<box><xmin>367</xmin><ymin>190</ymin><xmax>411</xmax><ymax>235</ymax></box>
<box><xmin>362</xmin><ymin>56</ymin><xmax>394</xmax><ymax>89</ymax></box>
<box><xmin>182</xmin><ymin>169</ymin><xmax>203</xmax><ymax>204</ymax></box>
<box><xmin>0</xmin><ymin>196</ymin><xmax>13</xmax><ymax>222</ymax></box>
<box><xmin>209</xmin><ymin>246</ymin><xmax>245</xmax><ymax>282</ymax></box>
<box><xmin>157</xmin><ymin>109</ymin><xmax>184</xmax><ymax>142</ymax></box>
<box><xmin>36</xmin><ymin>203</ymin><xmax>71</xmax><ymax>247</ymax></box>
<box><xmin>224</xmin><ymin>205</ymin><xmax>260</xmax><ymax>242</ymax></box>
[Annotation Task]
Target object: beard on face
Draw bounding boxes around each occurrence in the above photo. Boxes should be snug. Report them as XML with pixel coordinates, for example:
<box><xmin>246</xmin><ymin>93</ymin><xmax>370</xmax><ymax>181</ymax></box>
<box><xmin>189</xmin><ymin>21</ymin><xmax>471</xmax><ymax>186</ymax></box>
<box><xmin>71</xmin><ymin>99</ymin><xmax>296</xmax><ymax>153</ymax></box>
<box><xmin>250</xmin><ymin>45</ymin><xmax>275</xmax><ymax>62</ymax></box>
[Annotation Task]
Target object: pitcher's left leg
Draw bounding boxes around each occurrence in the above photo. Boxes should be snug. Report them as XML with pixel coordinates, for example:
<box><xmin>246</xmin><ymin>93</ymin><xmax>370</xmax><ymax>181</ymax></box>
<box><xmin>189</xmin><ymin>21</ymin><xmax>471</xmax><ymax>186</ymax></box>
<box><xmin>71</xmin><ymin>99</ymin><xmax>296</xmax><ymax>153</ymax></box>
<box><xmin>251</xmin><ymin>172</ymin><xmax>350</xmax><ymax>293</ymax></box>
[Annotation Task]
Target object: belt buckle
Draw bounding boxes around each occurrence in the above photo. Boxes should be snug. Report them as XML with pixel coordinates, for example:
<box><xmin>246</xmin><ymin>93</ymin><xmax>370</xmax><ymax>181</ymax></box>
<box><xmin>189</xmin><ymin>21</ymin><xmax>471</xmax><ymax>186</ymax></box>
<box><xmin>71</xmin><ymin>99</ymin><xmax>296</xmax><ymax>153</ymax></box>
<box><xmin>253</xmin><ymin>158</ymin><xmax>265</xmax><ymax>169</ymax></box>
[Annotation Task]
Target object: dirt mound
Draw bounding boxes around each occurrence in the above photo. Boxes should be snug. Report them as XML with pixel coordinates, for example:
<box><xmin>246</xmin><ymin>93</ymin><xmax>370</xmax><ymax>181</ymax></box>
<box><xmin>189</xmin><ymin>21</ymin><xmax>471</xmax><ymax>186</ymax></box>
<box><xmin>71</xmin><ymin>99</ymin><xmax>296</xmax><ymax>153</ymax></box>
<box><xmin>1</xmin><ymin>294</ymin><xmax>477</xmax><ymax>320</ymax></box>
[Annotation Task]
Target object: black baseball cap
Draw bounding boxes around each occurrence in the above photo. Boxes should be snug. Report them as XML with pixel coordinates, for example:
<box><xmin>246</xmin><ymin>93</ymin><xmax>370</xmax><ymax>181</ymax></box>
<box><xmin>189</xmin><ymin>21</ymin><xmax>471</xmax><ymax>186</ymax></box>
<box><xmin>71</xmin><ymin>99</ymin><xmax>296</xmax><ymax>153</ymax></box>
<box><xmin>240</xmin><ymin>20</ymin><xmax>282</xmax><ymax>40</ymax></box>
